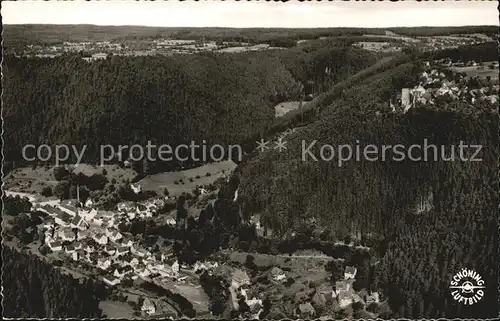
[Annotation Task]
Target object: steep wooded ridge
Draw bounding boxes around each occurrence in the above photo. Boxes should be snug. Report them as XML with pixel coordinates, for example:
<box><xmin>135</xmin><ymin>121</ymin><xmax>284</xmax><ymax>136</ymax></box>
<box><xmin>3</xmin><ymin>45</ymin><xmax>375</xmax><ymax>168</ymax></box>
<box><xmin>2</xmin><ymin>246</ymin><xmax>107</xmax><ymax>318</ymax></box>
<box><xmin>237</xmin><ymin>61</ymin><xmax>498</xmax><ymax>318</ymax></box>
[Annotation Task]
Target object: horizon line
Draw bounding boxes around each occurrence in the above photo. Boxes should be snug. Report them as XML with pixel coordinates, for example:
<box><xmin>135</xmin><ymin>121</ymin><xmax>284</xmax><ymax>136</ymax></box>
<box><xmin>5</xmin><ymin>23</ymin><xmax>498</xmax><ymax>30</ymax></box>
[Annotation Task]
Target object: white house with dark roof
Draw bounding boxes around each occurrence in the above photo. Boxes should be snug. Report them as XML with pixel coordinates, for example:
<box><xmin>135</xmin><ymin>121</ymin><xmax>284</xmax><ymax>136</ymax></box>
<box><xmin>117</xmin><ymin>202</ymin><xmax>136</xmax><ymax>212</ymax></box>
<box><xmin>366</xmin><ymin>292</ymin><xmax>380</xmax><ymax>305</ymax></box>
<box><xmin>72</xmin><ymin>251</ymin><xmax>81</xmax><ymax>261</ymax></box>
<box><xmin>48</xmin><ymin>240</ymin><xmax>63</xmax><ymax>251</ymax></box>
<box><xmin>334</xmin><ymin>280</ymin><xmax>351</xmax><ymax>295</ymax></box>
<box><xmin>231</xmin><ymin>269</ymin><xmax>250</xmax><ymax>289</ymax></box>
<box><xmin>91</xmin><ymin>216</ymin><xmax>104</xmax><ymax>227</ymax></box>
<box><xmin>71</xmin><ymin>215</ymin><xmax>89</xmax><ymax>230</ymax></box>
<box><xmin>98</xmin><ymin>258</ymin><xmax>112</xmax><ymax>270</ymax></box>
<box><xmin>139</xmin><ymin>268</ymin><xmax>151</xmax><ymax>278</ymax></box>
<box><xmin>107</xmin><ymin>229</ymin><xmax>123</xmax><ymax>242</ymax></box>
<box><xmin>171</xmin><ymin>260</ymin><xmax>180</xmax><ymax>276</ymax></box>
<box><xmin>58</xmin><ymin>227</ymin><xmax>76</xmax><ymax>242</ymax></box>
<box><xmin>55</xmin><ymin>212</ymin><xmax>72</xmax><ymax>226</ymax></box>
<box><xmin>59</xmin><ymin>204</ymin><xmax>79</xmax><ymax>216</ymax></box>
<box><xmin>114</xmin><ymin>265</ymin><xmax>133</xmax><ymax>279</ymax></box>
<box><xmin>270</xmin><ymin>267</ymin><xmax>286</xmax><ymax>282</ymax></box>
<box><xmin>113</xmin><ymin>268</ymin><xmax>125</xmax><ymax>279</ymax></box>
<box><xmin>115</xmin><ymin>246</ymin><xmax>129</xmax><ymax>257</ymax></box>
<box><xmin>125</xmin><ymin>257</ymin><xmax>140</xmax><ymax>267</ymax></box>
<box><xmin>93</xmin><ymin>233</ymin><xmax>108</xmax><ymax>245</ymax></box>
<box><xmin>296</xmin><ymin>302</ymin><xmax>316</xmax><ymax>318</ymax></box>
<box><xmin>104</xmin><ymin>245</ymin><xmax>117</xmax><ymax>256</ymax></box>
<box><xmin>103</xmin><ymin>275</ymin><xmax>121</xmax><ymax>286</ymax></box>
<box><xmin>84</xmin><ymin>198</ymin><xmax>94</xmax><ymax>208</ymax></box>
<box><xmin>121</xmin><ymin>239</ymin><xmax>134</xmax><ymax>248</ymax></box>
<box><xmin>337</xmin><ymin>291</ymin><xmax>354</xmax><ymax>308</ymax></box>
<box><xmin>141</xmin><ymin>298</ymin><xmax>156</xmax><ymax>315</ymax></box>
<box><xmin>79</xmin><ymin>208</ymin><xmax>98</xmax><ymax>220</ymax></box>
<box><xmin>344</xmin><ymin>266</ymin><xmax>357</xmax><ymax>280</ymax></box>
<box><xmin>65</xmin><ymin>244</ymin><xmax>76</xmax><ymax>254</ymax></box>
<box><xmin>131</xmin><ymin>246</ymin><xmax>150</xmax><ymax>257</ymax></box>
<box><xmin>131</xmin><ymin>184</ymin><xmax>142</xmax><ymax>194</ymax></box>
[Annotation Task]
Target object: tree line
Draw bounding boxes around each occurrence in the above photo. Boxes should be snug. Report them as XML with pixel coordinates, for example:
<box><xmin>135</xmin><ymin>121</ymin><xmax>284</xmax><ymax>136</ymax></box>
<box><xmin>2</xmin><ymin>246</ymin><xmax>107</xmax><ymax>318</ymax></box>
<box><xmin>3</xmin><ymin>43</ymin><xmax>375</xmax><ymax>174</ymax></box>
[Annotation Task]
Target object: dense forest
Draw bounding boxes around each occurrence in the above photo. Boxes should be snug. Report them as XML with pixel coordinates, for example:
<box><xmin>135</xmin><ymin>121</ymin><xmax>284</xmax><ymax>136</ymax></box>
<box><xmin>2</xmin><ymin>246</ymin><xmax>107</xmax><ymax>318</ymax></box>
<box><xmin>237</xmin><ymin>60</ymin><xmax>498</xmax><ymax>318</ymax></box>
<box><xmin>3</xmin><ymin>25</ymin><xmax>498</xmax><ymax>318</ymax></box>
<box><xmin>3</xmin><ymin>43</ymin><xmax>376</xmax><ymax>171</ymax></box>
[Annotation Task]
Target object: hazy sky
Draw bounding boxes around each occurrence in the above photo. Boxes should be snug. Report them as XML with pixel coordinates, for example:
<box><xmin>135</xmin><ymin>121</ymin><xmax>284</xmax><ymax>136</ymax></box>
<box><xmin>3</xmin><ymin>1</ymin><xmax>498</xmax><ymax>28</ymax></box>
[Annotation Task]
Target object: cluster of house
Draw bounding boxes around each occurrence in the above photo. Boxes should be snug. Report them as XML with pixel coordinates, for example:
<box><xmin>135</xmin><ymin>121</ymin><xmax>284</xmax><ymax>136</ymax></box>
<box><xmin>294</xmin><ymin>266</ymin><xmax>380</xmax><ymax>318</ymax></box>
<box><xmin>116</xmin><ymin>198</ymin><xmax>162</xmax><ymax>220</ymax></box>
<box><xmin>420</xmin><ymin>36</ymin><xmax>488</xmax><ymax>52</ymax></box>
<box><xmin>226</xmin><ymin>264</ymin><xmax>380</xmax><ymax>319</ymax></box>
<box><xmin>194</xmin><ymin>261</ymin><xmax>219</xmax><ymax>273</ymax></box>
<box><xmin>229</xmin><ymin>269</ymin><xmax>264</xmax><ymax>319</ymax></box>
<box><xmin>393</xmin><ymin>63</ymin><xmax>499</xmax><ymax>113</ymax></box>
<box><xmin>34</xmin><ymin>200</ymin><xmax>186</xmax><ymax>289</ymax></box>
<box><xmin>33</xmin><ymin>195</ymin><xmax>227</xmax><ymax>317</ymax></box>
<box><xmin>433</xmin><ymin>58</ymin><xmax>499</xmax><ymax>69</ymax></box>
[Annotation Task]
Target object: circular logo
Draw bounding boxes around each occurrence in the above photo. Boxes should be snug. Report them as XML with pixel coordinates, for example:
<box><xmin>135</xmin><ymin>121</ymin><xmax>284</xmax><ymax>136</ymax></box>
<box><xmin>449</xmin><ymin>269</ymin><xmax>485</xmax><ymax>305</ymax></box>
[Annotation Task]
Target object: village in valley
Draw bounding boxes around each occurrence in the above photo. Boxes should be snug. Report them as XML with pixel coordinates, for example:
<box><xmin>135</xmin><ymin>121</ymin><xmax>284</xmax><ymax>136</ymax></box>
<box><xmin>4</xmin><ymin>159</ymin><xmax>386</xmax><ymax>319</ymax></box>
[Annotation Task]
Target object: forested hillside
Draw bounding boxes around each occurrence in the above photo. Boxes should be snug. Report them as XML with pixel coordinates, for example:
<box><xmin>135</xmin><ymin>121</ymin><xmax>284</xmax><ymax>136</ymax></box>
<box><xmin>237</xmin><ymin>61</ymin><xmax>498</xmax><ymax>318</ymax></box>
<box><xmin>2</xmin><ymin>246</ymin><xmax>107</xmax><ymax>318</ymax></box>
<box><xmin>3</xmin><ymin>45</ymin><xmax>375</xmax><ymax>170</ymax></box>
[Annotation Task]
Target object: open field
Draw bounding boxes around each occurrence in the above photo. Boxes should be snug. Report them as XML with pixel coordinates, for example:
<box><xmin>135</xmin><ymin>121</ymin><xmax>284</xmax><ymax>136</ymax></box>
<box><xmin>99</xmin><ymin>300</ymin><xmax>136</xmax><ymax>319</ymax></box>
<box><xmin>72</xmin><ymin>163</ymin><xmax>138</xmax><ymax>182</ymax></box>
<box><xmin>173</xmin><ymin>284</ymin><xmax>210</xmax><ymax>313</ymax></box>
<box><xmin>274</xmin><ymin>101</ymin><xmax>308</xmax><ymax>118</ymax></box>
<box><xmin>229</xmin><ymin>251</ymin><xmax>336</xmax><ymax>269</ymax></box>
<box><xmin>4</xmin><ymin>164</ymin><xmax>138</xmax><ymax>194</ymax></box>
<box><xmin>138</xmin><ymin>160</ymin><xmax>237</xmax><ymax>196</ymax></box>
<box><xmin>356</xmin><ymin>41</ymin><xmax>402</xmax><ymax>52</ymax></box>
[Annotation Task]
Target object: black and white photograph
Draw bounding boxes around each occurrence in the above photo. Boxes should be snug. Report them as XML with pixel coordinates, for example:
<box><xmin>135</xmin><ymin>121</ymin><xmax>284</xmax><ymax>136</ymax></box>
<box><xmin>1</xmin><ymin>0</ymin><xmax>499</xmax><ymax>319</ymax></box>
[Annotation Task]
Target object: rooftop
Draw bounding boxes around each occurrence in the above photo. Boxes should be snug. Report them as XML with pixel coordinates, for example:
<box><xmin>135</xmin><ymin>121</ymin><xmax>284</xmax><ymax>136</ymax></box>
<box><xmin>232</xmin><ymin>269</ymin><xmax>250</xmax><ymax>283</ymax></box>
<box><xmin>345</xmin><ymin>266</ymin><xmax>357</xmax><ymax>274</ymax></box>
<box><xmin>71</xmin><ymin>215</ymin><xmax>83</xmax><ymax>225</ymax></box>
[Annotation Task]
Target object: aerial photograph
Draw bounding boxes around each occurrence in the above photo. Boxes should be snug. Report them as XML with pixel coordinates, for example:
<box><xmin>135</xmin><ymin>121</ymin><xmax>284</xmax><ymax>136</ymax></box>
<box><xmin>1</xmin><ymin>1</ymin><xmax>498</xmax><ymax>319</ymax></box>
